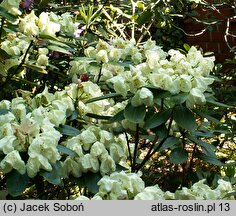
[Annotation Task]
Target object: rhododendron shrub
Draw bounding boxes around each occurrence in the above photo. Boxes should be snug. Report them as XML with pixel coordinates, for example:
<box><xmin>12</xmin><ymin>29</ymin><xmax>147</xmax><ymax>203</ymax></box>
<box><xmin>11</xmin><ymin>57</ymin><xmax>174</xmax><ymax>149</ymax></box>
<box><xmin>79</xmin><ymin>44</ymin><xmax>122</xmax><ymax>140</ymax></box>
<box><xmin>0</xmin><ymin>1</ymin><xmax>235</xmax><ymax>199</ymax></box>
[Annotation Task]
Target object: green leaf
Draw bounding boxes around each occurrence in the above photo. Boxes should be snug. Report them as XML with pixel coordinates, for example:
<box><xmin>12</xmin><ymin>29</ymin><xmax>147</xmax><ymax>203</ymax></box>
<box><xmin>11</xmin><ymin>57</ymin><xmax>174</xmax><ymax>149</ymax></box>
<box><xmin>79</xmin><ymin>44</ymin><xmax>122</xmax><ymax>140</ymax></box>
<box><xmin>47</xmin><ymin>45</ymin><xmax>71</xmax><ymax>55</ymax></box>
<box><xmin>109</xmin><ymin>110</ymin><xmax>125</xmax><ymax>123</ymax></box>
<box><xmin>0</xmin><ymin>109</ymin><xmax>9</xmax><ymax>115</ymax></box>
<box><xmin>84</xmin><ymin>172</ymin><xmax>102</xmax><ymax>194</ymax></box>
<box><xmin>224</xmin><ymin>191</ymin><xmax>236</xmax><ymax>198</ymax></box>
<box><xmin>41</xmin><ymin>161</ymin><xmax>63</xmax><ymax>186</ymax></box>
<box><xmin>57</xmin><ymin>145</ymin><xmax>78</xmax><ymax>157</ymax></box>
<box><xmin>86</xmin><ymin>92</ymin><xmax>122</xmax><ymax>104</ymax></box>
<box><xmin>197</xmin><ymin>153</ymin><xmax>223</xmax><ymax>166</ymax></box>
<box><xmin>187</xmin><ymin>135</ymin><xmax>216</xmax><ymax>157</ymax></box>
<box><xmin>137</xmin><ymin>10</ymin><xmax>153</xmax><ymax>25</ymax></box>
<box><xmin>173</xmin><ymin>105</ymin><xmax>197</xmax><ymax>131</ymax></box>
<box><xmin>86</xmin><ymin>113</ymin><xmax>111</xmax><ymax>120</ymax></box>
<box><xmin>184</xmin><ymin>43</ymin><xmax>191</xmax><ymax>51</ymax></box>
<box><xmin>0</xmin><ymin>6</ymin><xmax>17</xmax><ymax>21</ymax></box>
<box><xmin>169</xmin><ymin>148</ymin><xmax>188</xmax><ymax>164</ymax></box>
<box><xmin>0</xmin><ymin>48</ymin><xmax>11</xmax><ymax>61</ymax></box>
<box><xmin>194</xmin><ymin>110</ymin><xmax>221</xmax><ymax>124</ymax></box>
<box><xmin>159</xmin><ymin>137</ymin><xmax>180</xmax><ymax>151</ymax></box>
<box><xmin>38</xmin><ymin>33</ymin><xmax>59</xmax><ymax>41</ymax></box>
<box><xmin>124</xmin><ymin>103</ymin><xmax>146</xmax><ymax>124</ymax></box>
<box><xmin>6</xmin><ymin>170</ymin><xmax>29</xmax><ymax>197</ymax></box>
<box><xmin>23</xmin><ymin>64</ymin><xmax>48</xmax><ymax>74</ymax></box>
<box><xmin>48</xmin><ymin>39</ymin><xmax>71</xmax><ymax>48</ymax></box>
<box><xmin>155</xmin><ymin>124</ymin><xmax>169</xmax><ymax>141</ymax></box>
<box><xmin>170</xmin><ymin>93</ymin><xmax>188</xmax><ymax>104</ymax></box>
<box><xmin>76</xmin><ymin>172</ymin><xmax>102</xmax><ymax>194</ymax></box>
<box><xmin>66</xmin><ymin>110</ymin><xmax>78</xmax><ymax>121</ymax></box>
<box><xmin>192</xmin><ymin>129</ymin><xmax>214</xmax><ymax>138</ymax></box>
<box><xmin>144</xmin><ymin>109</ymin><xmax>171</xmax><ymax>129</ymax></box>
<box><xmin>112</xmin><ymin>127</ymin><xmax>126</xmax><ymax>135</ymax></box>
<box><xmin>56</xmin><ymin>125</ymin><xmax>80</xmax><ymax>136</ymax></box>
<box><xmin>206</xmin><ymin>99</ymin><xmax>232</xmax><ymax>108</ymax></box>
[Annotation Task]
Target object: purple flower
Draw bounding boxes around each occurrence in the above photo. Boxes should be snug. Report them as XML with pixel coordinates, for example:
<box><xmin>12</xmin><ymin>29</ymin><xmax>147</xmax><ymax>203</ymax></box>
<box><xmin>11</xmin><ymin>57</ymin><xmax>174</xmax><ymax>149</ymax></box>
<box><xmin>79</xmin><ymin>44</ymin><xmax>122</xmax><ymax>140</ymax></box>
<box><xmin>20</xmin><ymin>0</ymin><xmax>34</xmax><ymax>10</ymax></box>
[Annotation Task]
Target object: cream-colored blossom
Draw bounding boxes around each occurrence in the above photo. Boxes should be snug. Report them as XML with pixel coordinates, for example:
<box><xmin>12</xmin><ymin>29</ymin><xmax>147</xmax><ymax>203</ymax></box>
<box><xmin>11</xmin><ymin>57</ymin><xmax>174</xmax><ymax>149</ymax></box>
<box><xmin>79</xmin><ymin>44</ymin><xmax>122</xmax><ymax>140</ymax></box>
<box><xmin>0</xmin><ymin>150</ymin><xmax>26</xmax><ymax>174</ymax></box>
<box><xmin>131</xmin><ymin>87</ymin><xmax>153</xmax><ymax>107</ymax></box>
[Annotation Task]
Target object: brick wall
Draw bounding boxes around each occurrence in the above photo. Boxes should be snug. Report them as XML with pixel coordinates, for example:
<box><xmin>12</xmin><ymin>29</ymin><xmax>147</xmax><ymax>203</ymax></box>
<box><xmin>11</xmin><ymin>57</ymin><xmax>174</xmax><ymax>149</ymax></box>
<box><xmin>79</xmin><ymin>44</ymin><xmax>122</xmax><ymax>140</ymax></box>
<box><xmin>183</xmin><ymin>1</ymin><xmax>236</xmax><ymax>62</ymax></box>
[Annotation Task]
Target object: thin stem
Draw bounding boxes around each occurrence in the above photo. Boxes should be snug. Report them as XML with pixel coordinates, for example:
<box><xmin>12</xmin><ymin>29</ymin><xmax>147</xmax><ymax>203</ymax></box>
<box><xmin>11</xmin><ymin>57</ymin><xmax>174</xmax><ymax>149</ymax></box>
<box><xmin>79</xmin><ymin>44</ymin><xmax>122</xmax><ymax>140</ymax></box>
<box><xmin>0</xmin><ymin>18</ymin><xmax>5</xmax><ymax>40</ymax></box>
<box><xmin>179</xmin><ymin>127</ymin><xmax>188</xmax><ymax>186</ymax></box>
<box><xmin>161</xmin><ymin>98</ymin><xmax>164</xmax><ymax>111</ymax></box>
<box><xmin>125</xmin><ymin>131</ymin><xmax>133</xmax><ymax>168</ymax></box>
<box><xmin>131</xmin><ymin>0</ymin><xmax>136</xmax><ymax>40</ymax></box>
<box><xmin>137</xmin><ymin>20</ymin><xmax>154</xmax><ymax>44</ymax></box>
<box><xmin>132</xmin><ymin>123</ymin><xmax>139</xmax><ymax>172</ymax></box>
<box><xmin>96</xmin><ymin>63</ymin><xmax>103</xmax><ymax>84</ymax></box>
<box><xmin>187</xmin><ymin>143</ymin><xmax>197</xmax><ymax>176</ymax></box>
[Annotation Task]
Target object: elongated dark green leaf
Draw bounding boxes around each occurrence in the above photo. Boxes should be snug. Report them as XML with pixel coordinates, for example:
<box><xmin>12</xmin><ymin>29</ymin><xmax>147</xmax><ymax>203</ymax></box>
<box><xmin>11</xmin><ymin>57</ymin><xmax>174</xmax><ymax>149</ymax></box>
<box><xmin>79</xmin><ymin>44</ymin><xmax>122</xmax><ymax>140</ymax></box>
<box><xmin>75</xmin><ymin>172</ymin><xmax>102</xmax><ymax>194</ymax></box>
<box><xmin>109</xmin><ymin>110</ymin><xmax>125</xmax><ymax>123</ymax></box>
<box><xmin>23</xmin><ymin>64</ymin><xmax>48</xmax><ymax>74</ymax></box>
<box><xmin>39</xmin><ymin>33</ymin><xmax>58</xmax><ymax>41</ymax></box>
<box><xmin>6</xmin><ymin>170</ymin><xmax>29</xmax><ymax>197</ymax></box>
<box><xmin>194</xmin><ymin>109</ymin><xmax>221</xmax><ymax>124</ymax></box>
<box><xmin>57</xmin><ymin>125</ymin><xmax>80</xmax><ymax>136</ymax></box>
<box><xmin>159</xmin><ymin>137</ymin><xmax>180</xmax><ymax>151</ymax></box>
<box><xmin>47</xmin><ymin>45</ymin><xmax>71</xmax><ymax>55</ymax></box>
<box><xmin>0</xmin><ymin>6</ymin><xmax>17</xmax><ymax>21</ymax></box>
<box><xmin>86</xmin><ymin>113</ymin><xmax>112</xmax><ymax>120</ymax></box>
<box><xmin>57</xmin><ymin>145</ymin><xmax>78</xmax><ymax>157</ymax></box>
<box><xmin>169</xmin><ymin>148</ymin><xmax>188</xmax><ymax>164</ymax></box>
<box><xmin>0</xmin><ymin>109</ymin><xmax>9</xmax><ymax>115</ymax></box>
<box><xmin>192</xmin><ymin>129</ymin><xmax>214</xmax><ymax>138</ymax></box>
<box><xmin>144</xmin><ymin>109</ymin><xmax>171</xmax><ymax>129</ymax></box>
<box><xmin>41</xmin><ymin>161</ymin><xmax>63</xmax><ymax>186</ymax></box>
<box><xmin>86</xmin><ymin>93</ymin><xmax>122</xmax><ymax>104</ymax></box>
<box><xmin>224</xmin><ymin>191</ymin><xmax>236</xmax><ymax>198</ymax></box>
<box><xmin>206</xmin><ymin>99</ymin><xmax>232</xmax><ymax>108</ymax></box>
<box><xmin>173</xmin><ymin>105</ymin><xmax>197</xmax><ymax>131</ymax></box>
<box><xmin>197</xmin><ymin>153</ymin><xmax>223</xmax><ymax>166</ymax></box>
<box><xmin>187</xmin><ymin>135</ymin><xmax>216</xmax><ymax>158</ymax></box>
<box><xmin>48</xmin><ymin>39</ymin><xmax>71</xmax><ymax>48</ymax></box>
<box><xmin>124</xmin><ymin>103</ymin><xmax>146</xmax><ymax>124</ymax></box>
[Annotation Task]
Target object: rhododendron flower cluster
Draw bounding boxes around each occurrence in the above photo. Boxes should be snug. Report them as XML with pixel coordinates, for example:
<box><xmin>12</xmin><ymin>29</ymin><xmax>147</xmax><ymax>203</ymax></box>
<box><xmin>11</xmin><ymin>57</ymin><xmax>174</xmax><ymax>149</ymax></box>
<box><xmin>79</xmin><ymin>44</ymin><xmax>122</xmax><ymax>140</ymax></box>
<box><xmin>0</xmin><ymin>83</ymin><xmax>128</xmax><ymax>178</ymax></box>
<box><xmin>75</xmin><ymin>173</ymin><xmax>234</xmax><ymax>200</ymax></box>
<box><xmin>68</xmin><ymin>38</ymin><xmax>215</xmax><ymax>108</ymax></box>
<box><xmin>61</xmin><ymin>125</ymin><xmax>128</xmax><ymax>177</ymax></box>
